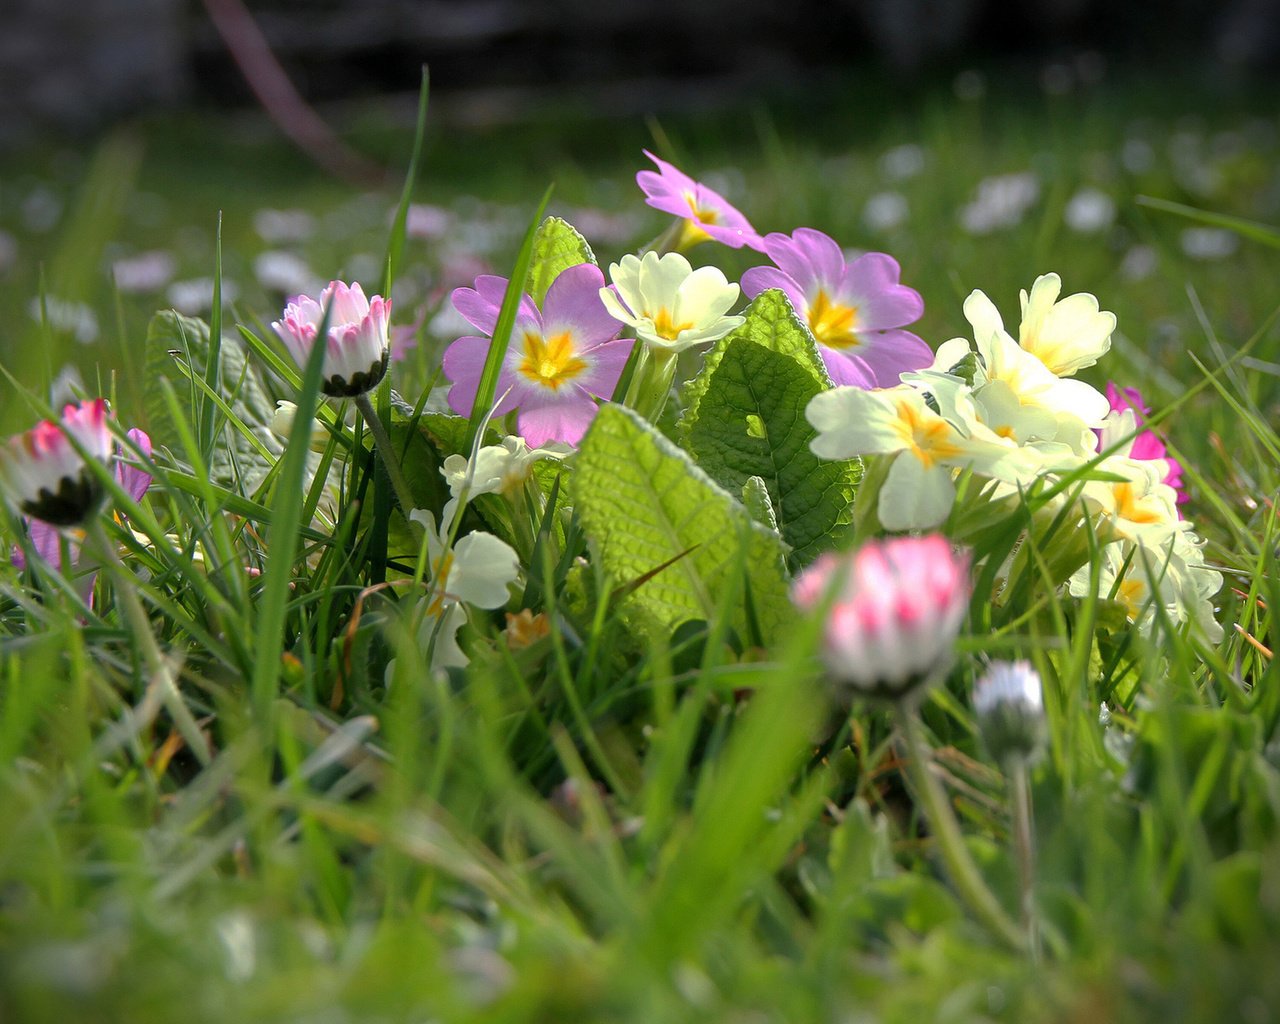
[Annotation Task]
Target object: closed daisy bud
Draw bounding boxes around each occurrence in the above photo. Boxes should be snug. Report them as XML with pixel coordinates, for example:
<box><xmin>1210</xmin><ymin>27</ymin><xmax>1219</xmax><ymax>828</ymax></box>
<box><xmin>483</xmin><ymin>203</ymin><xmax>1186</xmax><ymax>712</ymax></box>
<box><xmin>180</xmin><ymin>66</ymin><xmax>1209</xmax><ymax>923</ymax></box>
<box><xmin>791</xmin><ymin>534</ymin><xmax>970</xmax><ymax>703</ymax></box>
<box><xmin>973</xmin><ymin>660</ymin><xmax>1046</xmax><ymax>766</ymax></box>
<box><xmin>0</xmin><ymin>399</ymin><xmax>114</xmax><ymax>527</ymax></box>
<box><xmin>272</xmin><ymin>280</ymin><xmax>391</xmax><ymax>398</ymax></box>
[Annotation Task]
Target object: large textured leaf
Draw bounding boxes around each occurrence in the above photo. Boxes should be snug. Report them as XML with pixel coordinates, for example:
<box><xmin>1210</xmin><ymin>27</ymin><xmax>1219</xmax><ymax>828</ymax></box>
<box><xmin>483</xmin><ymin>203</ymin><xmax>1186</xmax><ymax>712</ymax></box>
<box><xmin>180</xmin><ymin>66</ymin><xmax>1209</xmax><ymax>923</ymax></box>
<box><xmin>679</xmin><ymin>291</ymin><xmax>861</xmax><ymax>567</ymax></box>
<box><xmin>143</xmin><ymin>310</ymin><xmax>278</xmax><ymax>490</ymax></box>
<box><xmin>524</xmin><ymin>216</ymin><xmax>596</xmax><ymax>307</ymax></box>
<box><xmin>680</xmin><ymin>288</ymin><xmax>832</xmax><ymax>425</ymax></box>
<box><xmin>575</xmin><ymin>404</ymin><xmax>793</xmax><ymax>641</ymax></box>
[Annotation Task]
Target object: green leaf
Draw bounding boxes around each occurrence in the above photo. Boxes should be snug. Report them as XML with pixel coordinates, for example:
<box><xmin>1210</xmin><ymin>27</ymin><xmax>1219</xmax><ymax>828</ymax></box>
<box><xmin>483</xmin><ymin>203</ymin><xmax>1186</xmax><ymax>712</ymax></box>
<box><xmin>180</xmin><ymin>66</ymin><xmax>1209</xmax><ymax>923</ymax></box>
<box><xmin>679</xmin><ymin>291</ymin><xmax>862</xmax><ymax>567</ymax></box>
<box><xmin>680</xmin><ymin>288</ymin><xmax>833</xmax><ymax>425</ymax></box>
<box><xmin>144</xmin><ymin>310</ymin><xmax>278</xmax><ymax>490</ymax></box>
<box><xmin>575</xmin><ymin>404</ymin><xmax>794</xmax><ymax>642</ymax></box>
<box><xmin>1137</xmin><ymin>194</ymin><xmax>1280</xmax><ymax>249</ymax></box>
<box><xmin>742</xmin><ymin>476</ymin><xmax>778</xmax><ymax>531</ymax></box>
<box><xmin>524</xmin><ymin>216</ymin><xmax>596</xmax><ymax>306</ymax></box>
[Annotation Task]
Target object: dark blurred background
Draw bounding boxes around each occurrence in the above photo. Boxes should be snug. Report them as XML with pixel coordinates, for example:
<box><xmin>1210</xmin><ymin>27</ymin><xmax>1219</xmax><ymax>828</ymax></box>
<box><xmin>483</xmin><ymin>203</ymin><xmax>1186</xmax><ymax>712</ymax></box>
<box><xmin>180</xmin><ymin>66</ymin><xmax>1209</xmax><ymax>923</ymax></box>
<box><xmin>4</xmin><ymin>0</ymin><xmax>1279</xmax><ymax>146</ymax></box>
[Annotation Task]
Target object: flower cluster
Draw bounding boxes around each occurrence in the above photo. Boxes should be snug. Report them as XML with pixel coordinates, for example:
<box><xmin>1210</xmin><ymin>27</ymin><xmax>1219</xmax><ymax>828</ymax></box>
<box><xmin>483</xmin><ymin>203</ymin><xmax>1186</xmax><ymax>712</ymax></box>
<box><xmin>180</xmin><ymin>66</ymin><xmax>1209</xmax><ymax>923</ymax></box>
<box><xmin>806</xmin><ymin>273</ymin><xmax>1220</xmax><ymax>642</ymax></box>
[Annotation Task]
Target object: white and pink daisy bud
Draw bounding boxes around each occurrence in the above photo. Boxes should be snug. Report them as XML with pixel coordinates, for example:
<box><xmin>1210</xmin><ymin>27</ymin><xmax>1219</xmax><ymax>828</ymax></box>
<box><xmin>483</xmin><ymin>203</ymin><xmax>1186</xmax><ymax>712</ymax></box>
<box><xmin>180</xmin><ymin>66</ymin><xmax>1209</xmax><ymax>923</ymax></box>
<box><xmin>791</xmin><ymin>535</ymin><xmax>971</xmax><ymax>702</ymax></box>
<box><xmin>973</xmin><ymin>660</ymin><xmax>1046</xmax><ymax>766</ymax></box>
<box><xmin>0</xmin><ymin>399</ymin><xmax>115</xmax><ymax>527</ymax></box>
<box><xmin>272</xmin><ymin>280</ymin><xmax>391</xmax><ymax>398</ymax></box>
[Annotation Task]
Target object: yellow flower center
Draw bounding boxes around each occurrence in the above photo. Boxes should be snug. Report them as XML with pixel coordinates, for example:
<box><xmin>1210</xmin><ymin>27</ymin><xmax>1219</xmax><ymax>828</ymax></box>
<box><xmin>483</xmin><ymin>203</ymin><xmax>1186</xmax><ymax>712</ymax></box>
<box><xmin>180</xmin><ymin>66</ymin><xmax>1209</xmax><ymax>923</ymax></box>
<box><xmin>683</xmin><ymin>191</ymin><xmax>720</xmax><ymax>225</ymax></box>
<box><xmin>808</xmin><ymin>290</ymin><xmax>861</xmax><ymax>350</ymax></box>
<box><xmin>651</xmin><ymin>307</ymin><xmax>695</xmax><ymax>342</ymax></box>
<box><xmin>518</xmin><ymin>330</ymin><xmax>588</xmax><ymax>390</ymax></box>
<box><xmin>893</xmin><ymin>399</ymin><xmax>962</xmax><ymax>469</ymax></box>
<box><xmin>1117</xmin><ymin>577</ymin><xmax>1148</xmax><ymax>620</ymax></box>
<box><xmin>1112</xmin><ymin>482</ymin><xmax>1165</xmax><ymax>526</ymax></box>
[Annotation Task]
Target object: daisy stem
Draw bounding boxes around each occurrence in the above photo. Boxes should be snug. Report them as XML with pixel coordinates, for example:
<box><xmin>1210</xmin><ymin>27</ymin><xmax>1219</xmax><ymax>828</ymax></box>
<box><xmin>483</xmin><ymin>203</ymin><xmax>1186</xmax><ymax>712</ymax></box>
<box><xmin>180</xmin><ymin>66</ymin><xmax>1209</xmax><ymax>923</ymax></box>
<box><xmin>87</xmin><ymin>520</ymin><xmax>212</xmax><ymax>767</ymax></box>
<box><xmin>354</xmin><ymin>393</ymin><xmax>418</xmax><ymax>519</ymax></box>
<box><xmin>895</xmin><ymin>705</ymin><xmax>1025</xmax><ymax>952</ymax></box>
<box><xmin>1009</xmin><ymin>756</ymin><xmax>1042</xmax><ymax>962</ymax></box>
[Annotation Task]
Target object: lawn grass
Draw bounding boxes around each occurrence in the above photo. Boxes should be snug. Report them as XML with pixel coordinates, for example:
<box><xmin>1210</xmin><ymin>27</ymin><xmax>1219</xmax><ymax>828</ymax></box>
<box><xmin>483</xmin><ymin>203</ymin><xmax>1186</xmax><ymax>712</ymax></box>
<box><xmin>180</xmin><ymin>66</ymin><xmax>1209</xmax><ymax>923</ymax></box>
<box><xmin>2</xmin><ymin>65</ymin><xmax>1280</xmax><ymax>1021</ymax></box>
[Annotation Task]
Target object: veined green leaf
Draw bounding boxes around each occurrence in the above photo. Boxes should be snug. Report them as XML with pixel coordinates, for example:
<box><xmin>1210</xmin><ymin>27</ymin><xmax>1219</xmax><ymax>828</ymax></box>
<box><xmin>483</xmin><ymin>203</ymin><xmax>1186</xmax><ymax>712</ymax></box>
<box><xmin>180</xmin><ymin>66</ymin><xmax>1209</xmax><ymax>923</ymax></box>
<box><xmin>524</xmin><ymin>216</ymin><xmax>597</xmax><ymax>307</ymax></box>
<box><xmin>144</xmin><ymin>310</ymin><xmax>278</xmax><ymax>490</ymax></box>
<box><xmin>575</xmin><ymin>404</ymin><xmax>793</xmax><ymax>641</ymax></box>
<box><xmin>679</xmin><ymin>290</ymin><xmax>861</xmax><ymax>567</ymax></box>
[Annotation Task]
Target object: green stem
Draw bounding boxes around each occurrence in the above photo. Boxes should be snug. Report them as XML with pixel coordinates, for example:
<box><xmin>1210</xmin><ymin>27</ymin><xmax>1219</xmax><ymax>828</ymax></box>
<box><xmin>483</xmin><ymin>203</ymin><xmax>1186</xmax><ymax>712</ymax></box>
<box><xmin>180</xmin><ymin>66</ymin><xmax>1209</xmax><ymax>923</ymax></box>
<box><xmin>896</xmin><ymin>705</ymin><xmax>1025</xmax><ymax>951</ymax></box>
<box><xmin>88</xmin><ymin>520</ymin><xmax>211</xmax><ymax>767</ymax></box>
<box><xmin>1009</xmin><ymin>757</ymin><xmax>1042</xmax><ymax>962</ymax></box>
<box><xmin>354</xmin><ymin>392</ymin><xmax>418</xmax><ymax>519</ymax></box>
<box><xmin>624</xmin><ymin>346</ymin><xmax>679</xmax><ymax>423</ymax></box>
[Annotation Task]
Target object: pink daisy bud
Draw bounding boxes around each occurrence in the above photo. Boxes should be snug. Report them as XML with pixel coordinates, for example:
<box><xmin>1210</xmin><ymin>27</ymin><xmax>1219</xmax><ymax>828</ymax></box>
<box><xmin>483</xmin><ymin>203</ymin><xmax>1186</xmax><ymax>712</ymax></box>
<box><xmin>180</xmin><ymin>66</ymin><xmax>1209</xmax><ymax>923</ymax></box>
<box><xmin>791</xmin><ymin>535</ymin><xmax>970</xmax><ymax>702</ymax></box>
<box><xmin>973</xmin><ymin>660</ymin><xmax>1046</xmax><ymax>766</ymax></box>
<box><xmin>272</xmin><ymin>280</ymin><xmax>391</xmax><ymax>398</ymax></box>
<box><xmin>0</xmin><ymin>399</ymin><xmax>115</xmax><ymax>527</ymax></box>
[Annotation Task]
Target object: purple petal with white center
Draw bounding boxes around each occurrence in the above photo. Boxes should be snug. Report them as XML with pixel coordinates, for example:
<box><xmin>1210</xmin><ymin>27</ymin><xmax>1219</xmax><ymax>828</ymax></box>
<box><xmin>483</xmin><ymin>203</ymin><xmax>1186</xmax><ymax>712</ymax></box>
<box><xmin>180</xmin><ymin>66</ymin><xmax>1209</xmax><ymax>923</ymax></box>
<box><xmin>516</xmin><ymin>389</ymin><xmax>600</xmax><ymax>448</ymax></box>
<box><xmin>818</xmin><ymin>348</ymin><xmax>876</xmax><ymax>388</ymax></box>
<box><xmin>845</xmin><ymin>329</ymin><xmax>934</xmax><ymax>387</ymax></box>
<box><xmin>539</xmin><ymin>263</ymin><xmax>620</xmax><ymax>345</ymax></box>
<box><xmin>739</xmin><ymin>267</ymin><xmax>808</xmax><ymax>315</ymax></box>
<box><xmin>443</xmin><ymin>335</ymin><xmax>519</xmax><ymax>418</ymax></box>
<box><xmin>838</xmin><ymin>253</ymin><xmax>924</xmax><ymax>329</ymax></box>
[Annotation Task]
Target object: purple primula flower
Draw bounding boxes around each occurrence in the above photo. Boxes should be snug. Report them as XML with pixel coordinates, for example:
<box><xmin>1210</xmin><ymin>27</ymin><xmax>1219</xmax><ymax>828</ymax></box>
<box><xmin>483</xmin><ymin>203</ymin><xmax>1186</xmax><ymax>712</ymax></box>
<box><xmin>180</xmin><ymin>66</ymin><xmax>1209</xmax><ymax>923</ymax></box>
<box><xmin>741</xmin><ymin>228</ymin><xmax>932</xmax><ymax>388</ymax></box>
<box><xmin>442</xmin><ymin>263</ymin><xmax>632</xmax><ymax>448</ymax></box>
<box><xmin>636</xmin><ymin>151</ymin><xmax>764</xmax><ymax>252</ymax></box>
<box><xmin>1101</xmin><ymin>383</ymin><xmax>1187</xmax><ymax>511</ymax></box>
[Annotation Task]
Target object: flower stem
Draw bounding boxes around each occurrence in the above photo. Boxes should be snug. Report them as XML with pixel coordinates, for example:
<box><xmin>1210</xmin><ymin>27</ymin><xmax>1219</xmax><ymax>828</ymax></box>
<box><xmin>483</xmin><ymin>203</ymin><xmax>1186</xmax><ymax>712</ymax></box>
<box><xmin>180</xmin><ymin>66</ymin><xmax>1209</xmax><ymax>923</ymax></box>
<box><xmin>354</xmin><ymin>392</ymin><xmax>418</xmax><ymax>518</ymax></box>
<box><xmin>624</xmin><ymin>346</ymin><xmax>678</xmax><ymax>423</ymax></box>
<box><xmin>896</xmin><ymin>705</ymin><xmax>1025</xmax><ymax>951</ymax></box>
<box><xmin>87</xmin><ymin>520</ymin><xmax>211</xmax><ymax>767</ymax></box>
<box><xmin>1009</xmin><ymin>757</ymin><xmax>1042</xmax><ymax>962</ymax></box>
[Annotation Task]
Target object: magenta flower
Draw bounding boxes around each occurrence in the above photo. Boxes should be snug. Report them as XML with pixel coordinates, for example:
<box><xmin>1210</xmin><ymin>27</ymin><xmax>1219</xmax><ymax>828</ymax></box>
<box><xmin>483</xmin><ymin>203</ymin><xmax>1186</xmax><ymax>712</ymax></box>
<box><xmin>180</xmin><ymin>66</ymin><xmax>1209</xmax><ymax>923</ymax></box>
<box><xmin>442</xmin><ymin>263</ymin><xmax>632</xmax><ymax>448</ymax></box>
<box><xmin>272</xmin><ymin>281</ymin><xmax>391</xmax><ymax>397</ymax></box>
<box><xmin>1099</xmin><ymin>383</ymin><xmax>1187</xmax><ymax>509</ymax></box>
<box><xmin>741</xmin><ymin>228</ymin><xmax>932</xmax><ymax>388</ymax></box>
<box><xmin>791</xmin><ymin>534</ymin><xmax>970</xmax><ymax>701</ymax></box>
<box><xmin>12</xmin><ymin>429</ymin><xmax>153</xmax><ymax>585</ymax></box>
<box><xmin>0</xmin><ymin>399</ymin><xmax>115</xmax><ymax>528</ymax></box>
<box><xmin>636</xmin><ymin>151</ymin><xmax>763</xmax><ymax>251</ymax></box>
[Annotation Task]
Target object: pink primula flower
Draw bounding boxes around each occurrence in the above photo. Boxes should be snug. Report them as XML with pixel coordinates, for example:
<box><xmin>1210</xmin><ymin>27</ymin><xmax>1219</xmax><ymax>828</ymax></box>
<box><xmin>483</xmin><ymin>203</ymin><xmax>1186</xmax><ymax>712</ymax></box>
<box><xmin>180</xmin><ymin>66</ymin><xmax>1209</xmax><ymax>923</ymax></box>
<box><xmin>636</xmin><ymin>151</ymin><xmax>764</xmax><ymax>251</ymax></box>
<box><xmin>791</xmin><ymin>534</ymin><xmax>970</xmax><ymax>701</ymax></box>
<box><xmin>741</xmin><ymin>228</ymin><xmax>932</xmax><ymax>388</ymax></box>
<box><xmin>1099</xmin><ymin>383</ymin><xmax>1187</xmax><ymax>511</ymax></box>
<box><xmin>442</xmin><ymin>263</ymin><xmax>632</xmax><ymax>448</ymax></box>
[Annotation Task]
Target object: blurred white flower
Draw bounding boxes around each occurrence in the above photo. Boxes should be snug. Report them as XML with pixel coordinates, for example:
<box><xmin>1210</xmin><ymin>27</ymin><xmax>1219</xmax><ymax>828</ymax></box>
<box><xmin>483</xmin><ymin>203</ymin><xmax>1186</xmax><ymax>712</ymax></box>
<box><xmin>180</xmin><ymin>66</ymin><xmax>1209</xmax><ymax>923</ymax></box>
<box><xmin>1063</xmin><ymin>188</ymin><xmax>1116</xmax><ymax>234</ymax></box>
<box><xmin>405</xmin><ymin>203</ymin><xmax>452</xmax><ymax>239</ymax></box>
<box><xmin>112</xmin><ymin>250</ymin><xmax>176</xmax><ymax>293</ymax></box>
<box><xmin>254</xmin><ymin>251</ymin><xmax>318</xmax><ymax>296</ymax></box>
<box><xmin>863</xmin><ymin>191</ymin><xmax>910</xmax><ymax>233</ymax></box>
<box><xmin>959</xmin><ymin>172</ymin><xmax>1040</xmax><ymax>234</ymax></box>
<box><xmin>1180</xmin><ymin>227</ymin><xmax>1239</xmax><ymax>261</ymax></box>
<box><xmin>27</xmin><ymin>296</ymin><xmax>98</xmax><ymax>344</ymax></box>
<box><xmin>1120</xmin><ymin>245</ymin><xmax>1158</xmax><ymax>281</ymax></box>
<box><xmin>879</xmin><ymin>143</ymin><xmax>926</xmax><ymax>181</ymax></box>
<box><xmin>167</xmin><ymin>277</ymin><xmax>239</xmax><ymax>314</ymax></box>
<box><xmin>252</xmin><ymin>208</ymin><xmax>315</xmax><ymax>244</ymax></box>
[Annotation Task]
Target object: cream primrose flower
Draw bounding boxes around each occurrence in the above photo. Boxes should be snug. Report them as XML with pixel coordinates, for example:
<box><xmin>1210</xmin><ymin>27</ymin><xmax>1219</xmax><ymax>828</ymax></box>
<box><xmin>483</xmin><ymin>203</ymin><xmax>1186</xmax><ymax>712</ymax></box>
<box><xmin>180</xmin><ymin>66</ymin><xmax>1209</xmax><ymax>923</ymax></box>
<box><xmin>807</xmin><ymin>383</ymin><xmax>1016</xmax><ymax>531</ymax></box>
<box><xmin>440</xmin><ymin>436</ymin><xmax>569</xmax><ymax>504</ymax></box>
<box><xmin>404</xmin><ymin>510</ymin><xmax>520</xmax><ymax>671</ymax></box>
<box><xmin>961</xmin><ymin>287</ymin><xmax>1110</xmax><ymax>439</ymax></box>
<box><xmin>1080</xmin><ymin>455</ymin><xmax>1181</xmax><ymax>545</ymax></box>
<box><xmin>599</xmin><ymin>251</ymin><xmax>743</xmax><ymax>352</ymax></box>
<box><xmin>1069</xmin><ymin>532</ymin><xmax>1223</xmax><ymax>643</ymax></box>
<box><xmin>1017</xmin><ymin>273</ymin><xmax>1116</xmax><ymax>377</ymax></box>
